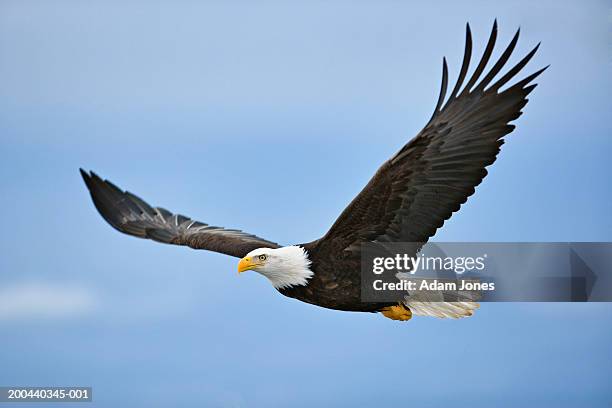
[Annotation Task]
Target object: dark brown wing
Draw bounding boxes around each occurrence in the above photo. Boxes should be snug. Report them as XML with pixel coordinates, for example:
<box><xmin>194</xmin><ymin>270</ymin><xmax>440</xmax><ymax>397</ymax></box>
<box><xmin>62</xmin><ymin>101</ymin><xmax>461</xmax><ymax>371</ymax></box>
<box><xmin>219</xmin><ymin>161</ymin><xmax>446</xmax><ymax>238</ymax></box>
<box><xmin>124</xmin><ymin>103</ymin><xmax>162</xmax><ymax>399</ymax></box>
<box><xmin>314</xmin><ymin>21</ymin><xmax>547</xmax><ymax>254</ymax></box>
<box><xmin>80</xmin><ymin>169</ymin><xmax>280</xmax><ymax>258</ymax></box>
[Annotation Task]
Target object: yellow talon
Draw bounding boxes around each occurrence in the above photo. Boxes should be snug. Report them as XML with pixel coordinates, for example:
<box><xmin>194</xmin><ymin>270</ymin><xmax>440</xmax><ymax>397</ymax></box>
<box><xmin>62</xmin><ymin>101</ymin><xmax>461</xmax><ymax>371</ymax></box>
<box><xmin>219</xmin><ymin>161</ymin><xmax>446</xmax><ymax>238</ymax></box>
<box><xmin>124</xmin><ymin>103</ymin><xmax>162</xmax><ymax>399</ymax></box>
<box><xmin>380</xmin><ymin>304</ymin><xmax>412</xmax><ymax>321</ymax></box>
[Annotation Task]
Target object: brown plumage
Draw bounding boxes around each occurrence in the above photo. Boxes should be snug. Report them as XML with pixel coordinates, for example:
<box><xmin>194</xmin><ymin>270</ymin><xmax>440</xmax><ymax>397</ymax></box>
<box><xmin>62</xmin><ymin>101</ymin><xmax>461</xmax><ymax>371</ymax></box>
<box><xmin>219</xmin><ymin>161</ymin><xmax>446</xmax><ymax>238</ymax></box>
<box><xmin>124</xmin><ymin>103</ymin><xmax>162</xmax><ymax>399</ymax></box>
<box><xmin>81</xmin><ymin>22</ymin><xmax>546</xmax><ymax>318</ymax></box>
<box><xmin>80</xmin><ymin>169</ymin><xmax>280</xmax><ymax>258</ymax></box>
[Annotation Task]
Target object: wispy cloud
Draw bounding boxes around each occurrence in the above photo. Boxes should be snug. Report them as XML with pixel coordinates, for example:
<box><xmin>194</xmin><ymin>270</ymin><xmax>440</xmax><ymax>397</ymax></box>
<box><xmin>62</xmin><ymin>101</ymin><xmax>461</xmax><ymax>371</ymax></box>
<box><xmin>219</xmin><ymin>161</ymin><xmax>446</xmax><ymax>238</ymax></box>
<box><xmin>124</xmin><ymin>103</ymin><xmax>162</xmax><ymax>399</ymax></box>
<box><xmin>0</xmin><ymin>282</ymin><xmax>97</xmax><ymax>321</ymax></box>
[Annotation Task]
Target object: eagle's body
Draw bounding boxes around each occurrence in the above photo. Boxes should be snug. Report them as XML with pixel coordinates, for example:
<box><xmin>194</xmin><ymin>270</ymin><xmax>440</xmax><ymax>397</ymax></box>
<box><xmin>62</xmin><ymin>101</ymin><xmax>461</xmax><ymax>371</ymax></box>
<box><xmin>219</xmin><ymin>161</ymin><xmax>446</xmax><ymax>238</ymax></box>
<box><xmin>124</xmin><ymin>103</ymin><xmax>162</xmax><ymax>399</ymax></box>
<box><xmin>81</xmin><ymin>22</ymin><xmax>546</xmax><ymax>321</ymax></box>
<box><xmin>278</xmin><ymin>243</ymin><xmax>385</xmax><ymax>312</ymax></box>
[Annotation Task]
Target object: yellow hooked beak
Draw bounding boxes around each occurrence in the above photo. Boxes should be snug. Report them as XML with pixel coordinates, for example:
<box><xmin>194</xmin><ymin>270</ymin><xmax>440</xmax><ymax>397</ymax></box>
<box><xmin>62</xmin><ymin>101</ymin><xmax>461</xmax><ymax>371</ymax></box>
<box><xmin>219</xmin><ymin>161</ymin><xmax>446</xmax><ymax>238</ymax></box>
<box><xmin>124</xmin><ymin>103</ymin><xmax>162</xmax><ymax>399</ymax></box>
<box><xmin>237</xmin><ymin>257</ymin><xmax>259</xmax><ymax>273</ymax></box>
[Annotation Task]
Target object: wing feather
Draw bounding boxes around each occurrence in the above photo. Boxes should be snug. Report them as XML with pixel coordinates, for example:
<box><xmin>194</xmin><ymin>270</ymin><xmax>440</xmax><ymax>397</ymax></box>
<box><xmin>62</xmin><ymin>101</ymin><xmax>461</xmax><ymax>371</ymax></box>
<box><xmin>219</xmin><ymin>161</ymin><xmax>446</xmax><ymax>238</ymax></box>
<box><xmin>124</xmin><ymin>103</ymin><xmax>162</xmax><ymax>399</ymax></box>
<box><xmin>315</xmin><ymin>22</ymin><xmax>547</xmax><ymax>256</ymax></box>
<box><xmin>80</xmin><ymin>169</ymin><xmax>279</xmax><ymax>258</ymax></box>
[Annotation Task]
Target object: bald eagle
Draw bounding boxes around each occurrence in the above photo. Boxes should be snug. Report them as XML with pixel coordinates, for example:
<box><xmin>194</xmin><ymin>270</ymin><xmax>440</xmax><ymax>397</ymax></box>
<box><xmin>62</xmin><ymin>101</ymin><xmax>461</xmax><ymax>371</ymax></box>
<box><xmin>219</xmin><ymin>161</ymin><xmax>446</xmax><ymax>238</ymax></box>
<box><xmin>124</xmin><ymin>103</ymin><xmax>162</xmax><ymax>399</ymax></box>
<box><xmin>81</xmin><ymin>22</ymin><xmax>546</xmax><ymax>321</ymax></box>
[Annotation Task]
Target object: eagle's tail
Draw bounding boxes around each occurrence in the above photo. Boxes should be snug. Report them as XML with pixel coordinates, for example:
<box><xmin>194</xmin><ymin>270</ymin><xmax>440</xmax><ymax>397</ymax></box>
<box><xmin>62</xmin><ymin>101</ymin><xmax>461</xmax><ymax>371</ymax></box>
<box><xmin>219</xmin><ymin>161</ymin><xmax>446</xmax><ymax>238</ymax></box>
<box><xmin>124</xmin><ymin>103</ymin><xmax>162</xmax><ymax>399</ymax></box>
<box><xmin>403</xmin><ymin>284</ymin><xmax>481</xmax><ymax>318</ymax></box>
<box><xmin>405</xmin><ymin>300</ymin><xmax>480</xmax><ymax>319</ymax></box>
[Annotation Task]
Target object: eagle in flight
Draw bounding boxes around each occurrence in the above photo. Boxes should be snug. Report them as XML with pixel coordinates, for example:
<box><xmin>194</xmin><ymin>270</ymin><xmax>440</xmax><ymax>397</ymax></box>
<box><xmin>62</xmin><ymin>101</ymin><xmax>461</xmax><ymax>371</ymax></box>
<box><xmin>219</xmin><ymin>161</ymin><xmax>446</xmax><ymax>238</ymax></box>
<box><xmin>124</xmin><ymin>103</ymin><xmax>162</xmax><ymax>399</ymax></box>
<box><xmin>81</xmin><ymin>22</ymin><xmax>546</xmax><ymax>321</ymax></box>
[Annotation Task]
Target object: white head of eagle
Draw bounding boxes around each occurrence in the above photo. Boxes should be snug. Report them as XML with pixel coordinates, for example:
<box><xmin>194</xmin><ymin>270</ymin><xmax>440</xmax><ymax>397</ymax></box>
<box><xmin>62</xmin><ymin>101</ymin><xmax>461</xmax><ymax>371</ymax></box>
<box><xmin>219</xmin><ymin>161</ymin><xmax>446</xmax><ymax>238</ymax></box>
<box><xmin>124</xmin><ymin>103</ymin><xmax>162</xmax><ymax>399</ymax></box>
<box><xmin>237</xmin><ymin>246</ymin><xmax>313</xmax><ymax>290</ymax></box>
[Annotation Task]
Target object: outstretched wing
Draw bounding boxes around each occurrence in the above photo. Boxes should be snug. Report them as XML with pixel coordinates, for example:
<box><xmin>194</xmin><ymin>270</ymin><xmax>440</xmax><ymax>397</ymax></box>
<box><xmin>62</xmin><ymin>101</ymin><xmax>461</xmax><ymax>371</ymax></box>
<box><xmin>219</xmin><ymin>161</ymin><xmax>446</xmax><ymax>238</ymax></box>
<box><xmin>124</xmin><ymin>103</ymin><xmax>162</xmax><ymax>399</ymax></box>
<box><xmin>80</xmin><ymin>169</ymin><xmax>280</xmax><ymax>258</ymax></box>
<box><xmin>316</xmin><ymin>21</ymin><xmax>547</xmax><ymax>254</ymax></box>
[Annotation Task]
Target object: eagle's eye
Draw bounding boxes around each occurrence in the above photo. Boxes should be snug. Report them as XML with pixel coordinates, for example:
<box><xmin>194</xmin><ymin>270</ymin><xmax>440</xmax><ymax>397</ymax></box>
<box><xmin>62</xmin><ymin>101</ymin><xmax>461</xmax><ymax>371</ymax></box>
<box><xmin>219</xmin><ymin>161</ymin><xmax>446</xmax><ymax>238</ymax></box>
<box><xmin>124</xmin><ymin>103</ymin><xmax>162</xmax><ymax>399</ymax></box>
<box><xmin>258</xmin><ymin>255</ymin><xmax>267</xmax><ymax>261</ymax></box>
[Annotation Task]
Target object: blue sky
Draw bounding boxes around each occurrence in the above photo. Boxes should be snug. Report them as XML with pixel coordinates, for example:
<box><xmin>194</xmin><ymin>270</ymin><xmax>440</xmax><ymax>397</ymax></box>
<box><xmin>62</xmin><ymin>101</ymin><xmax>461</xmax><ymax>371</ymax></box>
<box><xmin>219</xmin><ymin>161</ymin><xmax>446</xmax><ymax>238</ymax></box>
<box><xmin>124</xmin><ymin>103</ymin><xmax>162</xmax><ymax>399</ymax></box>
<box><xmin>1</xmin><ymin>1</ymin><xmax>611</xmax><ymax>407</ymax></box>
